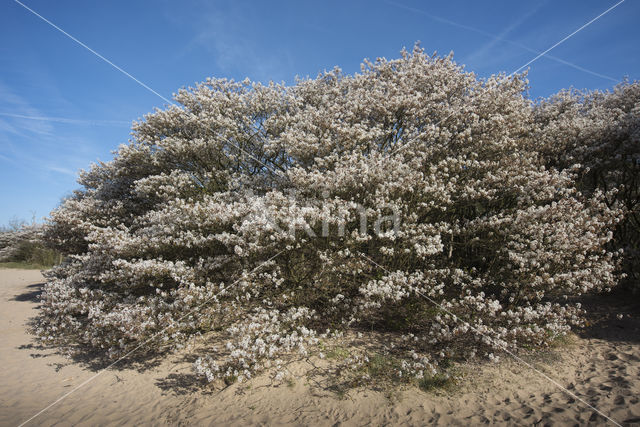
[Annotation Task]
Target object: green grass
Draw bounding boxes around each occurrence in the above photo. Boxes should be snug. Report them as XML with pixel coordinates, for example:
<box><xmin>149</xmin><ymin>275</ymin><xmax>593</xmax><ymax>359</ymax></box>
<box><xmin>325</xmin><ymin>346</ymin><xmax>350</xmax><ymax>360</ymax></box>
<box><xmin>0</xmin><ymin>261</ymin><xmax>51</xmax><ymax>270</ymax></box>
<box><xmin>223</xmin><ymin>375</ymin><xmax>238</xmax><ymax>386</ymax></box>
<box><xmin>417</xmin><ymin>373</ymin><xmax>452</xmax><ymax>392</ymax></box>
<box><xmin>364</xmin><ymin>353</ymin><xmax>402</xmax><ymax>379</ymax></box>
<box><xmin>362</xmin><ymin>352</ymin><xmax>457</xmax><ymax>394</ymax></box>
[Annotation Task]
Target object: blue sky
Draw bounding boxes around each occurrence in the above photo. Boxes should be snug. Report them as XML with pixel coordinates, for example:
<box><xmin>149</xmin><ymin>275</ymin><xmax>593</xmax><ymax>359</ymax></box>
<box><xmin>0</xmin><ymin>0</ymin><xmax>638</xmax><ymax>225</ymax></box>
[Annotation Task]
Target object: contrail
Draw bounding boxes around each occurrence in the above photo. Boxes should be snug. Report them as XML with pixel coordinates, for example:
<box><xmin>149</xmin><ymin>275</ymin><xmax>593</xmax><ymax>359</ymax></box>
<box><xmin>13</xmin><ymin>0</ymin><xmax>173</xmax><ymax>105</ymax></box>
<box><xmin>384</xmin><ymin>0</ymin><xmax>621</xmax><ymax>83</ymax></box>
<box><xmin>512</xmin><ymin>0</ymin><xmax>625</xmax><ymax>75</ymax></box>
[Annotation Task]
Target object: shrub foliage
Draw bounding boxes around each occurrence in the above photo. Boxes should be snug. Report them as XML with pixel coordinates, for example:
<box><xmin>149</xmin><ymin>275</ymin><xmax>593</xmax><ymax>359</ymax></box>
<box><xmin>39</xmin><ymin>47</ymin><xmax>630</xmax><ymax>383</ymax></box>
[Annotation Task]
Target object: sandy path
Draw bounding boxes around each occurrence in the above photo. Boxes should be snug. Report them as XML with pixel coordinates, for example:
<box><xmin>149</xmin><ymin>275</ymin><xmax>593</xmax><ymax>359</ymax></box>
<box><xmin>1</xmin><ymin>269</ymin><xmax>639</xmax><ymax>426</ymax></box>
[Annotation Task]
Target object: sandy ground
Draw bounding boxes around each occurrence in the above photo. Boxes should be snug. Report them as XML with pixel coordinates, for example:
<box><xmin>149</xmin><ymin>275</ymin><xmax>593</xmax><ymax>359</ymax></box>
<box><xmin>1</xmin><ymin>269</ymin><xmax>639</xmax><ymax>426</ymax></box>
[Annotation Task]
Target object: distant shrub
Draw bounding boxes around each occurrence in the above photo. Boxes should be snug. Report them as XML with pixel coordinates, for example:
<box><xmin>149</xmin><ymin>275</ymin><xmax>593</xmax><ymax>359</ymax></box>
<box><xmin>39</xmin><ymin>46</ymin><xmax>622</xmax><ymax>384</ymax></box>
<box><xmin>0</xmin><ymin>222</ymin><xmax>61</xmax><ymax>268</ymax></box>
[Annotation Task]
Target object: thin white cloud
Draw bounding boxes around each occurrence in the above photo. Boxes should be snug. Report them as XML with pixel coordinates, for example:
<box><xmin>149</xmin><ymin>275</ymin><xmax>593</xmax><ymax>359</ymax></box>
<box><xmin>177</xmin><ymin>3</ymin><xmax>294</xmax><ymax>83</ymax></box>
<box><xmin>0</xmin><ymin>152</ymin><xmax>16</xmax><ymax>164</ymax></box>
<box><xmin>466</xmin><ymin>2</ymin><xmax>546</xmax><ymax>65</ymax></box>
<box><xmin>0</xmin><ymin>82</ymin><xmax>54</xmax><ymax>136</ymax></box>
<box><xmin>384</xmin><ymin>0</ymin><xmax>620</xmax><ymax>83</ymax></box>
<box><xmin>47</xmin><ymin>165</ymin><xmax>77</xmax><ymax>176</ymax></box>
<box><xmin>0</xmin><ymin>81</ymin><xmax>115</xmax><ymax>187</ymax></box>
<box><xmin>0</xmin><ymin>112</ymin><xmax>130</xmax><ymax>127</ymax></box>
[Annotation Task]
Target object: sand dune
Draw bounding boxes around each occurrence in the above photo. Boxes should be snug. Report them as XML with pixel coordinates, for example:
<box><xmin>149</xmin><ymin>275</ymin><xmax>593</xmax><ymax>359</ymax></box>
<box><xmin>1</xmin><ymin>269</ymin><xmax>638</xmax><ymax>426</ymax></box>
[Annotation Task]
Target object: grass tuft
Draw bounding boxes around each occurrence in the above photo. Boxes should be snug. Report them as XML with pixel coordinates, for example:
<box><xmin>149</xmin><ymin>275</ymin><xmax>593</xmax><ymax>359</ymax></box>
<box><xmin>417</xmin><ymin>373</ymin><xmax>452</xmax><ymax>392</ymax></box>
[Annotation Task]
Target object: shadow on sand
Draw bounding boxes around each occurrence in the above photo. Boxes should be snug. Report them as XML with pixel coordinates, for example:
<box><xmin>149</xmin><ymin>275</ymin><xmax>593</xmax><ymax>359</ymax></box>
<box><xmin>577</xmin><ymin>288</ymin><xmax>640</xmax><ymax>344</ymax></box>
<box><xmin>154</xmin><ymin>351</ymin><xmax>209</xmax><ymax>395</ymax></box>
<box><xmin>12</xmin><ymin>282</ymin><xmax>44</xmax><ymax>303</ymax></box>
<box><xmin>13</xmin><ymin>278</ymin><xmax>640</xmax><ymax>397</ymax></box>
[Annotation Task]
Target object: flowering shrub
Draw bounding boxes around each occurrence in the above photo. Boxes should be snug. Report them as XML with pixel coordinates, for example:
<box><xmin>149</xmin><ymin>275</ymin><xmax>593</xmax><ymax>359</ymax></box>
<box><xmin>39</xmin><ymin>46</ymin><xmax>622</xmax><ymax>384</ymax></box>
<box><xmin>534</xmin><ymin>82</ymin><xmax>640</xmax><ymax>289</ymax></box>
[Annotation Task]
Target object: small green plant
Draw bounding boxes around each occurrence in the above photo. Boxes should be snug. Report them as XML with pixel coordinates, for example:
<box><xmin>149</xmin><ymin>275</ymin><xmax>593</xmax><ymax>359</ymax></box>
<box><xmin>335</xmin><ymin>388</ymin><xmax>347</xmax><ymax>400</ymax></box>
<box><xmin>364</xmin><ymin>353</ymin><xmax>402</xmax><ymax>380</ymax></box>
<box><xmin>417</xmin><ymin>373</ymin><xmax>452</xmax><ymax>392</ymax></box>
<box><xmin>223</xmin><ymin>375</ymin><xmax>237</xmax><ymax>386</ymax></box>
<box><xmin>325</xmin><ymin>346</ymin><xmax>350</xmax><ymax>360</ymax></box>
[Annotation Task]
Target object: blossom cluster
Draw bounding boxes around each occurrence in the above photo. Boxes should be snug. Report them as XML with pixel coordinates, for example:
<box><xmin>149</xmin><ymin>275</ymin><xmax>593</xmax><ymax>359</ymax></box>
<box><xmin>38</xmin><ymin>46</ymin><xmax>625</xmax><ymax>383</ymax></box>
